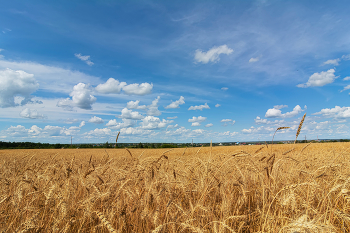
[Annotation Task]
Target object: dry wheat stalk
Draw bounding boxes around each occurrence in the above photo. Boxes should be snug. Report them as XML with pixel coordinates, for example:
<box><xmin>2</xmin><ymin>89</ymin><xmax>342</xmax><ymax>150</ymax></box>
<box><xmin>282</xmin><ymin>148</ymin><xmax>295</xmax><ymax>155</ymax></box>
<box><xmin>116</xmin><ymin>131</ymin><xmax>120</xmax><ymax>144</ymax></box>
<box><xmin>125</xmin><ymin>148</ymin><xmax>133</xmax><ymax>158</ymax></box>
<box><xmin>294</xmin><ymin>113</ymin><xmax>306</xmax><ymax>144</ymax></box>
<box><xmin>94</xmin><ymin>211</ymin><xmax>116</xmax><ymax>233</ymax></box>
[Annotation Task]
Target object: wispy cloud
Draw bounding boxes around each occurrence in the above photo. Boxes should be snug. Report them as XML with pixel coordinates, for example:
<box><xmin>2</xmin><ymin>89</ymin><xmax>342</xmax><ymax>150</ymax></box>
<box><xmin>75</xmin><ymin>53</ymin><xmax>94</xmax><ymax>66</ymax></box>
<box><xmin>194</xmin><ymin>45</ymin><xmax>233</xmax><ymax>64</ymax></box>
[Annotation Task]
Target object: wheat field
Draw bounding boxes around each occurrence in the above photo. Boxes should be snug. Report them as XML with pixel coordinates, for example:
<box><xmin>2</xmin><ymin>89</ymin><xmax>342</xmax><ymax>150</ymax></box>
<box><xmin>1</xmin><ymin>142</ymin><xmax>350</xmax><ymax>232</ymax></box>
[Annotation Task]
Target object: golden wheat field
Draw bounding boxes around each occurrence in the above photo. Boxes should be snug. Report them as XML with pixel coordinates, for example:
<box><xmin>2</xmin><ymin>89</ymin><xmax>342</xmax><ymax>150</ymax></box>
<box><xmin>1</xmin><ymin>142</ymin><xmax>350</xmax><ymax>232</ymax></box>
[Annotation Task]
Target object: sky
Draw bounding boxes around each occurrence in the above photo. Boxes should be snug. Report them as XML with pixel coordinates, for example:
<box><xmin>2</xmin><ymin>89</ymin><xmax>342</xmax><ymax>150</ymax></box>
<box><xmin>1</xmin><ymin>0</ymin><xmax>350</xmax><ymax>144</ymax></box>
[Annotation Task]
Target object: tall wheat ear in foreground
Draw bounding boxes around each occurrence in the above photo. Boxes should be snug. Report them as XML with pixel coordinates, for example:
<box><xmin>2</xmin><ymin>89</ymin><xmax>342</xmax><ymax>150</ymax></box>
<box><xmin>1</xmin><ymin>115</ymin><xmax>350</xmax><ymax>232</ymax></box>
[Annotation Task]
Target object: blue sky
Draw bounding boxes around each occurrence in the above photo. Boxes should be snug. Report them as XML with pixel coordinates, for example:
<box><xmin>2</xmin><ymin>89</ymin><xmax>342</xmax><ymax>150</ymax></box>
<box><xmin>1</xmin><ymin>0</ymin><xmax>350</xmax><ymax>143</ymax></box>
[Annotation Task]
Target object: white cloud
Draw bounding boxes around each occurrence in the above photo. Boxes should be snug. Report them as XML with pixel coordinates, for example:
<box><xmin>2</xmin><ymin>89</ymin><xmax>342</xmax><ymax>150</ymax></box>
<box><xmin>79</xmin><ymin>121</ymin><xmax>85</xmax><ymax>127</ymax></box>
<box><xmin>57</xmin><ymin>98</ymin><xmax>74</xmax><ymax>111</ymax></box>
<box><xmin>265</xmin><ymin>105</ymin><xmax>305</xmax><ymax>118</ymax></box>
<box><xmin>88</xmin><ymin>116</ymin><xmax>104</xmax><ymax>124</ymax></box>
<box><xmin>342</xmin><ymin>54</ymin><xmax>350</xmax><ymax>60</ymax></box>
<box><xmin>341</xmin><ymin>85</ymin><xmax>350</xmax><ymax>92</ymax></box>
<box><xmin>205</xmin><ymin>123</ymin><xmax>213</xmax><ymax>127</ymax></box>
<box><xmin>194</xmin><ymin>45</ymin><xmax>233</xmax><ymax>64</ymax></box>
<box><xmin>0</xmin><ymin>68</ymin><xmax>39</xmax><ymax>107</ymax></box>
<box><xmin>220</xmin><ymin>119</ymin><xmax>235</xmax><ymax>126</ymax></box>
<box><xmin>254</xmin><ymin>116</ymin><xmax>285</xmax><ymax>125</ymax></box>
<box><xmin>221</xmin><ymin>119</ymin><xmax>233</xmax><ymax>122</ymax></box>
<box><xmin>188</xmin><ymin>116</ymin><xmax>206</xmax><ymax>126</ymax></box>
<box><xmin>0</xmin><ymin>59</ymin><xmax>100</xmax><ymax>94</ymax></box>
<box><xmin>215</xmin><ymin>104</ymin><xmax>221</xmax><ymax>108</ymax></box>
<box><xmin>75</xmin><ymin>53</ymin><xmax>94</xmax><ymax>66</ymax></box>
<box><xmin>188</xmin><ymin>103</ymin><xmax>210</xmax><ymax>111</ymax></box>
<box><xmin>65</xmin><ymin>118</ymin><xmax>79</xmax><ymax>124</ymax></box>
<box><xmin>242</xmin><ymin>126</ymin><xmax>275</xmax><ymax>134</ymax></box>
<box><xmin>218</xmin><ymin>131</ymin><xmax>238</xmax><ymax>137</ymax></box>
<box><xmin>95</xmin><ymin>78</ymin><xmax>126</xmax><ymax>94</ymax></box>
<box><xmin>249</xmin><ymin>57</ymin><xmax>259</xmax><ymax>63</ymax></box>
<box><xmin>167</xmin><ymin>124</ymin><xmax>179</xmax><ymax>129</ymax></box>
<box><xmin>122</xmin><ymin>83</ymin><xmax>153</xmax><ymax>95</ymax></box>
<box><xmin>274</xmin><ymin>105</ymin><xmax>288</xmax><ymax>110</ymax></box>
<box><xmin>57</xmin><ymin>83</ymin><xmax>96</xmax><ymax>110</ymax></box>
<box><xmin>167</xmin><ymin>116</ymin><xmax>178</xmax><ymax>119</ymax></box>
<box><xmin>297</xmin><ymin>69</ymin><xmax>337</xmax><ymax>88</ymax></box>
<box><xmin>119</xmin><ymin>108</ymin><xmax>144</xmax><ymax>120</ymax></box>
<box><xmin>165</xmin><ymin>96</ymin><xmax>185</xmax><ymax>109</ymax></box>
<box><xmin>86</xmin><ymin>128</ymin><xmax>111</xmax><ymax>137</ymax></box>
<box><xmin>140</xmin><ymin>116</ymin><xmax>172</xmax><ymax>129</ymax></box>
<box><xmin>120</xmin><ymin>127</ymin><xmax>152</xmax><ymax>135</ymax></box>
<box><xmin>20</xmin><ymin>108</ymin><xmax>47</xmax><ymax>119</ymax></box>
<box><xmin>147</xmin><ymin>96</ymin><xmax>161</xmax><ymax>116</ymax></box>
<box><xmin>313</xmin><ymin>106</ymin><xmax>350</xmax><ymax>119</ymax></box>
<box><xmin>106</xmin><ymin>119</ymin><xmax>135</xmax><ymax>129</ymax></box>
<box><xmin>343</xmin><ymin>77</ymin><xmax>350</xmax><ymax>81</ymax></box>
<box><xmin>221</xmin><ymin>87</ymin><xmax>228</xmax><ymax>91</ymax></box>
<box><xmin>126</xmin><ymin>100</ymin><xmax>147</xmax><ymax>110</ymax></box>
<box><xmin>322</xmin><ymin>59</ymin><xmax>340</xmax><ymax>66</ymax></box>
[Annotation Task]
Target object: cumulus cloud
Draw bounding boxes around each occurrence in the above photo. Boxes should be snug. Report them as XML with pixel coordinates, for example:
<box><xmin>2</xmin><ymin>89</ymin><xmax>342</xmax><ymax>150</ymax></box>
<box><xmin>220</xmin><ymin>119</ymin><xmax>235</xmax><ymax>126</ymax></box>
<box><xmin>0</xmin><ymin>68</ymin><xmax>39</xmax><ymax>107</ymax></box>
<box><xmin>188</xmin><ymin>103</ymin><xmax>210</xmax><ymax>111</ymax></box>
<box><xmin>242</xmin><ymin>126</ymin><xmax>275</xmax><ymax>134</ymax></box>
<box><xmin>120</xmin><ymin>127</ymin><xmax>152</xmax><ymax>135</ymax></box>
<box><xmin>249</xmin><ymin>57</ymin><xmax>259</xmax><ymax>63</ymax></box>
<box><xmin>88</xmin><ymin>116</ymin><xmax>104</xmax><ymax>124</ymax></box>
<box><xmin>194</xmin><ymin>45</ymin><xmax>233</xmax><ymax>64</ymax></box>
<box><xmin>147</xmin><ymin>96</ymin><xmax>161</xmax><ymax>116</ymax></box>
<box><xmin>79</xmin><ymin>121</ymin><xmax>85</xmax><ymax>127</ymax></box>
<box><xmin>1</xmin><ymin>124</ymin><xmax>83</xmax><ymax>139</ymax></box>
<box><xmin>297</xmin><ymin>69</ymin><xmax>337</xmax><ymax>88</ymax></box>
<box><xmin>106</xmin><ymin>119</ymin><xmax>135</xmax><ymax>129</ymax></box>
<box><xmin>86</xmin><ymin>128</ymin><xmax>111</xmax><ymax>137</ymax></box>
<box><xmin>313</xmin><ymin>106</ymin><xmax>350</xmax><ymax>119</ymax></box>
<box><xmin>119</xmin><ymin>108</ymin><xmax>144</xmax><ymax>120</ymax></box>
<box><xmin>265</xmin><ymin>105</ymin><xmax>305</xmax><ymax>118</ymax></box>
<box><xmin>165</xmin><ymin>96</ymin><xmax>185</xmax><ymax>109</ymax></box>
<box><xmin>205</xmin><ymin>123</ymin><xmax>213</xmax><ymax>127</ymax></box>
<box><xmin>95</xmin><ymin>78</ymin><xmax>126</xmax><ymax>94</ymax></box>
<box><xmin>75</xmin><ymin>53</ymin><xmax>94</xmax><ymax>66</ymax></box>
<box><xmin>123</xmin><ymin>83</ymin><xmax>153</xmax><ymax>95</ymax></box>
<box><xmin>254</xmin><ymin>116</ymin><xmax>285</xmax><ymax>125</ymax></box>
<box><xmin>126</xmin><ymin>100</ymin><xmax>147</xmax><ymax>110</ymax></box>
<box><xmin>322</xmin><ymin>59</ymin><xmax>340</xmax><ymax>66</ymax></box>
<box><xmin>167</xmin><ymin>124</ymin><xmax>179</xmax><ymax>129</ymax></box>
<box><xmin>215</xmin><ymin>104</ymin><xmax>221</xmax><ymax>107</ymax></box>
<box><xmin>218</xmin><ymin>131</ymin><xmax>238</xmax><ymax>137</ymax></box>
<box><xmin>57</xmin><ymin>83</ymin><xmax>96</xmax><ymax>110</ymax></box>
<box><xmin>140</xmin><ymin>116</ymin><xmax>172</xmax><ymax>129</ymax></box>
<box><xmin>188</xmin><ymin>116</ymin><xmax>206</xmax><ymax>126</ymax></box>
<box><xmin>20</xmin><ymin>108</ymin><xmax>47</xmax><ymax>119</ymax></box>
<box><xmin>167</xmin><ymin>116</ymin><xmax>178</xmax><ymax>119</ymax></box>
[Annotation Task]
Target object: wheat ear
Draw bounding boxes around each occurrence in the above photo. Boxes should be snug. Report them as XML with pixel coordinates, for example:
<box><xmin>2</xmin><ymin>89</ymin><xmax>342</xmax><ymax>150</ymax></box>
<box><xmin>294</xmin><ymin>113</ymin><xmax>306</xmax><ymax>144</ymax></box>
<box><xmin>95</xmin><ymin>211</ymin><xmax>117</xmax><ymax>233</ymax></box>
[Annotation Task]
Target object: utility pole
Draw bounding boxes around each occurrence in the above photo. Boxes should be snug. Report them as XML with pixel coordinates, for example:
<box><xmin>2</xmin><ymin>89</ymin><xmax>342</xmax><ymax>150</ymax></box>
<box><xmin>71</xmin><ymin>136</ymin><xmax>72</xmax><ymax>146</ymax></box>
<box><xmin>192</xmin><ymin>139</ymin><xmax>193</xmax><ymax>147</ymax></box>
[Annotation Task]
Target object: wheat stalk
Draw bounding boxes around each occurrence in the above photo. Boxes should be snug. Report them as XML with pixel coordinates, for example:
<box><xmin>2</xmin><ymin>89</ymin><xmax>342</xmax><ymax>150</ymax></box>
<box><xmin>294</xmin><ymin>113</ymin><xmax>306</xmax><ymax>144</ymax></box>
<box><xmin>95</xmin><ymin>211</ymin><xmax>116</xmax><ymax>233</ymax></box>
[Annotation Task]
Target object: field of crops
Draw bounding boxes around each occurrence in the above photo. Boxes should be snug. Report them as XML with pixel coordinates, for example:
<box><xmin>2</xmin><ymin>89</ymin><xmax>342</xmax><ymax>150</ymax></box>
<box><xmin>1</xmin><ymin>142</ymin><xmax>350</xmax><ymax>232</ymax></box>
